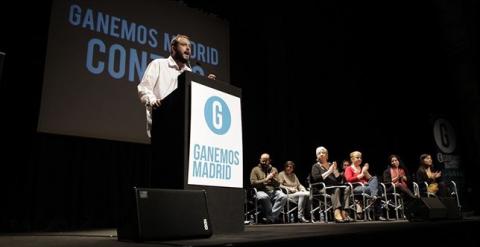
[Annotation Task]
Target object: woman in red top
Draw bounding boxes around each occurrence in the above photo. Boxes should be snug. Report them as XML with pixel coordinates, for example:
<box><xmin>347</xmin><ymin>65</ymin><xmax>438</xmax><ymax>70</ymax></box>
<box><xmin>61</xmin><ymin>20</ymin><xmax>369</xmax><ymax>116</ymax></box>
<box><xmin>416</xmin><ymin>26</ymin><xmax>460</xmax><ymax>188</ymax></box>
<box><xmin>344</xmin><ymin>151</ymin><xmax>379</xmax><ymax>198</ymax></box>
<box><xmin>344</xmin><ymin>151</ymin><xmax>385</xmax><ymax>220</ymax></box>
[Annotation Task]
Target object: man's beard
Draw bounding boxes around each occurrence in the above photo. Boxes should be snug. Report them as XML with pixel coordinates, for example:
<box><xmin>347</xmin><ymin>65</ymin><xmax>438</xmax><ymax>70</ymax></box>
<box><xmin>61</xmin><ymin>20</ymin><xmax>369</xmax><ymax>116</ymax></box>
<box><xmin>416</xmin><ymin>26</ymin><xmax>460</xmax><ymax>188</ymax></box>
<box><xmin>174</xmin><ymin>52</ymin><xmax>189</xmax><ymax>64</ymax></box>
<box><xmin>261</xmin><ymin>163</ymin><xmax>271</xmax><ymax>172</ymax></box>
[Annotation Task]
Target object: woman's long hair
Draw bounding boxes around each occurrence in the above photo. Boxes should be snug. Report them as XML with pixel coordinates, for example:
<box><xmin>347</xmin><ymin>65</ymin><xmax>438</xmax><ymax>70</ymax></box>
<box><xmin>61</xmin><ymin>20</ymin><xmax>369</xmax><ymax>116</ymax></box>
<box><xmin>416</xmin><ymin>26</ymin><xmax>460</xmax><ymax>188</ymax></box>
<box><xmin>388</xmin><ymin>154</ymin><xmax>409</xmax><ymax>174</ymax></box>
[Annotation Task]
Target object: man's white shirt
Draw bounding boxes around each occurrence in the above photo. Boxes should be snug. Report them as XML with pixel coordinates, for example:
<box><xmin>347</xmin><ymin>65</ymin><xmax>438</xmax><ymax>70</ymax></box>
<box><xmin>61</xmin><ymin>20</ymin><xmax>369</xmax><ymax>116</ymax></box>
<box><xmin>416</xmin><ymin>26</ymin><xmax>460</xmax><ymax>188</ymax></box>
<box><xmin>137</xmin><ymin>56</ymin><xmax>192</xmax><ymax>137</ymax></box>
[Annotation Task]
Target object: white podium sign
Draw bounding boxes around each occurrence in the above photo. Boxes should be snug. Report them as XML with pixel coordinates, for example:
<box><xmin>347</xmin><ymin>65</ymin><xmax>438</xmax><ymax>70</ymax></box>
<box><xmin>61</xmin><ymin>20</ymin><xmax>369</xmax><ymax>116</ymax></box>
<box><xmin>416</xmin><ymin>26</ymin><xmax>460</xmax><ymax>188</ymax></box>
<box><xmin>188</xmin><ymin>81</ymin><xmax>243</xmax><ymax>188</ymax></box>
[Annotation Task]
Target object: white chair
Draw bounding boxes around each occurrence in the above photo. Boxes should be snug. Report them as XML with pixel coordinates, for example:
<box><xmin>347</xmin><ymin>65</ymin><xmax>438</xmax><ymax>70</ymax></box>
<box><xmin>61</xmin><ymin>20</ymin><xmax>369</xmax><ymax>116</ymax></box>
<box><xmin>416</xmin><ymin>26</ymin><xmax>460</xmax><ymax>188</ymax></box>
<box><xmin>281</xmin><ymin>187</ymin><xmax>299</xmax><ymax>223</ymax></box>
<box><xmin>309</xmin><ymin>181</ymin><xmax>348</xmax><ymax>223</ymax></box>
<box><xmin>347</xmin><ymin>182</ymin><xmax>377</xmax><ymax>221</ymax></box>
<box><xmin>380</xmin><ymin>182</ymin><xmax>405</xmax><ymax>220</ymax></box>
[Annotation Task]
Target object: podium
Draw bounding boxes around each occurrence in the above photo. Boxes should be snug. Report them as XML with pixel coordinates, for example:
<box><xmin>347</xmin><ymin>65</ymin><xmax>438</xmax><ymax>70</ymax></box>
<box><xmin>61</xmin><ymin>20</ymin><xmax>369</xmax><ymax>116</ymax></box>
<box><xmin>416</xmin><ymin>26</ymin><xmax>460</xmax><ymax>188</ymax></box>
<box><xmin>150</xmin><ymin>71</ymin><xmax>244</xmax><ymax>234</ymax></box>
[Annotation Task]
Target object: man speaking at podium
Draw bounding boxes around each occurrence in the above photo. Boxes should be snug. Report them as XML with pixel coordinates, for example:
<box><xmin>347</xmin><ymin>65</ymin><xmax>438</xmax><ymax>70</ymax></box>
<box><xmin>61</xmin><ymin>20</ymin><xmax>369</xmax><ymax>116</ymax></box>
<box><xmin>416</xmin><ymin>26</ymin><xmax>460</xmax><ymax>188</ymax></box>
<box><xmin>137</xmin><ymin>34</ymin><xmax>215</xmax><ymax>137</ymax></box>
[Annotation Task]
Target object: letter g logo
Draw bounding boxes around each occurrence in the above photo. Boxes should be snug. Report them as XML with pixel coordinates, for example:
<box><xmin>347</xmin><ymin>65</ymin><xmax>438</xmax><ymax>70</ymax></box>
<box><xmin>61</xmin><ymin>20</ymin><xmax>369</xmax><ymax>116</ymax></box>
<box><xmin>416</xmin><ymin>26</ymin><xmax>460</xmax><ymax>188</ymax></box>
<box><xmin>204</xmin><ymin>96</ymin><xmax>231</xmax><ymax>135</ymax></box>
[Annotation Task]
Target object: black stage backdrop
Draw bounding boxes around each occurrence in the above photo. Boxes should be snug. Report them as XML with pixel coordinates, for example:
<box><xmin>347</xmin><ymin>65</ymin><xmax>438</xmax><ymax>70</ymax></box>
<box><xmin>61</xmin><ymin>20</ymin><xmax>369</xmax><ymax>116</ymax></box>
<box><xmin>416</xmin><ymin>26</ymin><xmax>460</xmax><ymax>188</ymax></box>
<box><xmin>0</xmin><ymin>1</ymin><xmax>478</xmax><ymax>231</ymax></box>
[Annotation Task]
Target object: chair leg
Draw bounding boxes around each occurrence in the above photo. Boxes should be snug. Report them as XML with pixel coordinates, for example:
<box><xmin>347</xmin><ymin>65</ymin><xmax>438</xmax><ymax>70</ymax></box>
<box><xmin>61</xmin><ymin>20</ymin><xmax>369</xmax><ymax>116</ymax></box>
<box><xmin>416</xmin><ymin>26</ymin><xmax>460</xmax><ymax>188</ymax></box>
<box><xmin>399</xmin><ymin>197</ymin><xmax>405</xmax><ymax>220</ymax></box>
<box><xmin>384</xmin><ymin>194</ymin><xmax>390</xmax><ymax>221</ymax></box>
<box><xmin>394</xmin><ymin>194</ymin><xmax>399</xmax><ymax>220</ymax></box>
<box><xmin>310</xmin><ymin>201</ymin><xmax>314</xmax><ymax>222</ymax></box>
<box><xmin>363</xmin><ymin>195</ymin><xmax>367</xmax><ymax>221</ymax></box>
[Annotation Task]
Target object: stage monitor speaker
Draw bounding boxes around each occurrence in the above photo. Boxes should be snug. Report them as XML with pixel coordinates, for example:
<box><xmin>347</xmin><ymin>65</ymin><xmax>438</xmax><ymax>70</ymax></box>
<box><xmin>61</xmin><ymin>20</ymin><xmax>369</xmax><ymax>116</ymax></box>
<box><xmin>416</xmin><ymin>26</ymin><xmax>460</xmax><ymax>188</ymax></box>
<box><xmin>439</xmin><ymin>197</ymin><xmax>462</xmax><ymax>219</ymax></box>
<box><xmin>117</xmin><ymin>188</ymin><xmax>213</xmax><ymax>241</ymax></box>
<box><xmin>405</xmin><ymin>197</ymin><xmax>447</xmax><ymax>221</ymax></box>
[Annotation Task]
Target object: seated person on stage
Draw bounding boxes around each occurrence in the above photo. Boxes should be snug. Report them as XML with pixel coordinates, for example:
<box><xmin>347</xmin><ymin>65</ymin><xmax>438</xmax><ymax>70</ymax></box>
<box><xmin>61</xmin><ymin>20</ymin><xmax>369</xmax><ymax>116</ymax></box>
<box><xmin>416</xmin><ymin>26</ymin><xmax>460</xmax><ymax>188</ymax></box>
<box><xmin>310</xmin><ymin>146</ymin><xmax>352</xmax><ymax>222</ymax></box>
<box><xmin>339</xmin><ymin>159</ymin><xmax>351</xmax><ymax>184</ymax></box>
<box><xmin>416</xmin><ymin>153</ymin><xmax>448</xmax><ymax>197</ymax></box>
<box><xmin>278</xmin><ymin>161</ymin><xmax>310</xmax><ymax>223</ymax></box>
<box><xmin>344</xmin><ymin>151</ymin><xmax>385</xmax><ymax>220</ymax></box>
<box><xmin>382</xmin><ymin>154</ymin><xmax>416</xmax><ymax>202</ymax></box>
<box><xmin>250</xmin><ymin>153</ymin><xmax>287</xmax><ymax>224</ymax></box>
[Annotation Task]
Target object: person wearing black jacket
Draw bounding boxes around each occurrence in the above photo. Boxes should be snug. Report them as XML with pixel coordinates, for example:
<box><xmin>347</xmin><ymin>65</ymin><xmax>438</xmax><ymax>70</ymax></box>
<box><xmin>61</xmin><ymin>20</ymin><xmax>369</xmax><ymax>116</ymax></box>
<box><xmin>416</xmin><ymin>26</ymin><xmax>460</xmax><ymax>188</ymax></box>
<box><xmin>310</xmin><ymin>146</ymin><xmax>351</xmax><ymax>222</ymax></box>
<box><xmin>416</xmin><ymin>153</ymin><xmax>448</xmax><ymax>197</ymax></box>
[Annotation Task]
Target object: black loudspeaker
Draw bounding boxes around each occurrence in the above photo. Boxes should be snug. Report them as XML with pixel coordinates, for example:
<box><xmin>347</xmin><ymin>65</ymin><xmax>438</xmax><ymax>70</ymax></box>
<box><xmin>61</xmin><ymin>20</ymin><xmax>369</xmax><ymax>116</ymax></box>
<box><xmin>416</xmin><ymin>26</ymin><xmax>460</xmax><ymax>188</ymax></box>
<box><xmin>439</xmin><ymin>197</ymin><xmax>462</xmax><ymax>219</ymax></box>
<box><xmin>117</xmin><ymin>188</ymin><xmax>213</xmax><ymax>241</ymax></box>
<box><xmin>405</xmin><ymin>197</ymin><xmax>447</xmax><ymax>221</ymax></box>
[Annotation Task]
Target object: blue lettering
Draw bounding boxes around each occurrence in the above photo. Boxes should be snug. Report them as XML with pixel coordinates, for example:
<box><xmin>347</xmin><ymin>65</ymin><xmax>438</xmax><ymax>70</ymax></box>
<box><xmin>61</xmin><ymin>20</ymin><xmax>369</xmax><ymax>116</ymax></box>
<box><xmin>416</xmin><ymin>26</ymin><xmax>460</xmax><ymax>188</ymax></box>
<box><xmin>110</xmin><ymin>16</ymin><xmax>120</xmax><ymax>38</ymax></box>
<box><xmin>86</xmin><ymin>38</ymin><xmax>105</xmax><ymax>74</ymax></box>
<box><xmin>85</xmin><ymin>40</ymin><xmax>162</xmax><ymax>81</ymax></box>
<box><xmin>200</xmin><ymin>145</ymin><xmax>206</xmax><ymax>160</ymax></box>
<box><xmin>202</xmin><ymin>162</ymin><xmax>209</xmax><ymax>177</ymax></box>
<box><xmin>208</xmin><ymin>147</ymin><xmax>214</xmax><ymax>162</ymax></box>
<box><xmin>148</xmin><ymin>29</ymin><xmax>158</xmax><ymax>48</ymax></box>
<box><xmin>234</xmin><ymin>151</ymin><xmax>239</xmax><ymax>165</ymax></box>
<box><xmin>108</xmin><ymin>44</ymin><xmax>126</xmax><ymax>79</ymax></box>
<box><xmin>193</xmin><ymin>144</ymin><xmax>201</xmax><ymax>160</ymax></box>
<box><xmin>211</xmin><ymin>48</ymin><xmax>218</xmax><ymax>65</ymax></box>
<box><xmin>68</xmin><ymin>5</ymin><xmax>161</xmax><ymax>51</ymax></box>
<box><xmin>206</xmin><ymin>46</ymin><xmax>210</xmax><ymax>64</ymax></box>
<box><xmin>121</xmin><ymin>20</ymin><xmax>135</xmax><ymax>42</ymax></box>
<box><xmin>214</xmin><ymin>148</ymin><xmax>220</xmax><ymax>163</ymax></box>
<box><xmin>161</xmin><ymin>33</ymin><xmax>218</xmax><ymax>66</ymax></box>
<box><xmin>216</xmin><ymin>163</ymin><xmax>222</xmax><ymax>178</ymax></box>
<box><xmin>137</xmin><ymin>25</ymin><xmax>147</xmax><ymax>45</ymax></box>
<box><xmin>192</xmin><ymin>161</ymin><xmax>202</xmax><ymax>177</ymax></box>
<box><xmin>197</xmin><ymin>43</ymin><xmax>205</xmax><ymax>62</ymax></box>
<box><xmin>220</xmin><ymin>149</ymin><xmax>228</xmax><ymax>164</ymax></box>
<box><xmin>128</xmin><ymin>49</ymin><xmax>147</xmax><ymax>82</ymax></box>
<box><xmin>97</xmin><ymin>12</ymin><xmax>109</xmax><ymax>35</ymax></box>
<box><xmin>69</xmin><ymin>4</ymin><xmax>81</xmax><ymax>26</ymax></box>
<box><xmin>226</xmin><ymin>165</ymin><xmax>231</xmax><ymax>179</ymax></box>
<box><xmin>209</xmin><ymin>163</ymin><xmax>216</xmax><ymax>178</ymax></box>
<box><xmin>82</xmin><ymin>9</ymin><xmax>94</xmax><ymax>30</ymax></box>
<box><xmin>163</xmin><ymin>33</ymin><xmax>172</xmax><ymax>52</ymax></box>
<box><xmin>191</xmin><ymin>159</ymin><xmax>231</xmax><ymax>180</ymax></box>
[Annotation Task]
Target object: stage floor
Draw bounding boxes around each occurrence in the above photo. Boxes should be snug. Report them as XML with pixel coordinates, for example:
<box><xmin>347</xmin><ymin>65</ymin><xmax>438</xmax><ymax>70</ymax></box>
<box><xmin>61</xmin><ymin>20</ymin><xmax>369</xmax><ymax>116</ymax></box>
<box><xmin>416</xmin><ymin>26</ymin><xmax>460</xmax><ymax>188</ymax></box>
<box><xmin>1</xmin><ymin>218</ymin><xmax>479</xmax><ymax>247</ymax></box>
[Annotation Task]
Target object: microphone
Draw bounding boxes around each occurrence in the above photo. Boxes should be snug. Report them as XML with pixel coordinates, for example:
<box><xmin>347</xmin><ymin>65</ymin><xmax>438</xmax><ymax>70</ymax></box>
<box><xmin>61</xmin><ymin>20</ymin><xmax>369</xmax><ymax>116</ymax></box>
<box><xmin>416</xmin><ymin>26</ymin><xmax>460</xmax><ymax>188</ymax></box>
<box><xmin>268</xmin><ymin>165</ymin><xmax>277</xmax><ymax>176</ymax></box>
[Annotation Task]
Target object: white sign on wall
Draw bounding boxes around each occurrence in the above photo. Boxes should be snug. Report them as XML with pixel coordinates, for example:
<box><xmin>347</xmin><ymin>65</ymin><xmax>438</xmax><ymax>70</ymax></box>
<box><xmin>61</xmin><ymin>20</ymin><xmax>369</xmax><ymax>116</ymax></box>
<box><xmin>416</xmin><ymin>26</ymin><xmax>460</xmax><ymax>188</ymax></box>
<box><xmin>188</xmin><ymin>81</ymin><xmax>243</xmax><ymax>188</ymax></box>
